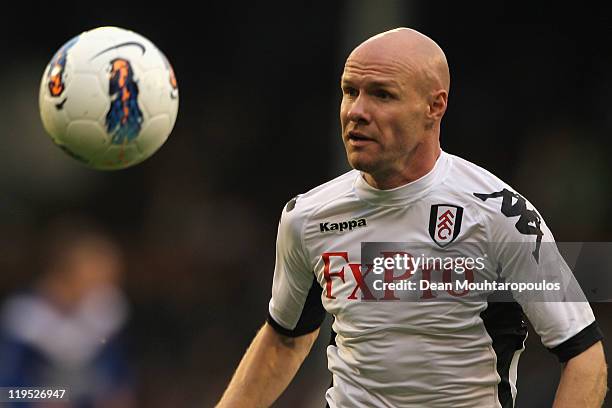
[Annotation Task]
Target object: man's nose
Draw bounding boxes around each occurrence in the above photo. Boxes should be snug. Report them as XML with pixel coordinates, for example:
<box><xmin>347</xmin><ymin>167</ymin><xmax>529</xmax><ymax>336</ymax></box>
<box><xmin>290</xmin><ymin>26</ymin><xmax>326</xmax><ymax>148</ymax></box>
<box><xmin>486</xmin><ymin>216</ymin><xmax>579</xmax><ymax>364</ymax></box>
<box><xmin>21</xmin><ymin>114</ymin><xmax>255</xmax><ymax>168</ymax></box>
<box><xmin>347</xmin><ymin>95</ymin><xmax>371</xmax><ymax>124</ymax></box>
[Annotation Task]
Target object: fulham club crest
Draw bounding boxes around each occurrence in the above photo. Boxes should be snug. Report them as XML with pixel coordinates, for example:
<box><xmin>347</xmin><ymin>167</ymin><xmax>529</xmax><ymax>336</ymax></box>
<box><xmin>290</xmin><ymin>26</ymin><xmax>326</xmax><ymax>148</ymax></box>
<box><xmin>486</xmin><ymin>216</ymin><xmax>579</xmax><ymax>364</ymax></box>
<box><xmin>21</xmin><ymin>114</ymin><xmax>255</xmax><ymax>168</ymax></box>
<box><xmin>429</xmin><ymin>204</ymin><xmax>463</xmax><ymax>247</ymax></box>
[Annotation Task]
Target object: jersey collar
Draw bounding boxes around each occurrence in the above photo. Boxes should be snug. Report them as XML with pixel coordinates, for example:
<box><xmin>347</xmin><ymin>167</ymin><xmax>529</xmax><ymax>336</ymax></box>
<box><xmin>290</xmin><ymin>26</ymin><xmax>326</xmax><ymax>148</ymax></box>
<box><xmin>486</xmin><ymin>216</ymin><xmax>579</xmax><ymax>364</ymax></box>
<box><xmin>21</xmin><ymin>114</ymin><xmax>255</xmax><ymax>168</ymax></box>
<box><xmin>353</xmin><ymin>150</ymin><xmax>450</xmax><ymax>206</ymax></box>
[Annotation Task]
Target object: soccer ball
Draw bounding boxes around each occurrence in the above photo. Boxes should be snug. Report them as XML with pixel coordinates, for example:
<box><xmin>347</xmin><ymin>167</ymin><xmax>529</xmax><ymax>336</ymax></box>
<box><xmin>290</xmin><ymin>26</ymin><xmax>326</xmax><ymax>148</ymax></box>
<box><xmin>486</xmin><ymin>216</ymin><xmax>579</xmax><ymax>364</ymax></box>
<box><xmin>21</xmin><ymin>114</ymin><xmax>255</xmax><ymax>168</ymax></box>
<box><xmin>39</xmin><ymin>26</ymin><xmax>179</xmax><ymax>170</ymax></box>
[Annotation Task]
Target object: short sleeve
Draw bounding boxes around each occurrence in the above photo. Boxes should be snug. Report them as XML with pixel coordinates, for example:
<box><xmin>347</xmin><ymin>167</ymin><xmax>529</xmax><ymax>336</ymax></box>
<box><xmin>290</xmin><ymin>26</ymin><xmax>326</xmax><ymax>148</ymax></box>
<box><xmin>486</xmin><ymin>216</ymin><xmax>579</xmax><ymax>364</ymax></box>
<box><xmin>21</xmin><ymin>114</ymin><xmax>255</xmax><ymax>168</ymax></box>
<box><xmin>481</xmin><ymin>188</ymin><xmax>602</xmax><ymax>360</ymax></box>
<box><xmin>267</xmin><ymin>197</ymin><xmax>325</xmax><ymax>336</ymax></box>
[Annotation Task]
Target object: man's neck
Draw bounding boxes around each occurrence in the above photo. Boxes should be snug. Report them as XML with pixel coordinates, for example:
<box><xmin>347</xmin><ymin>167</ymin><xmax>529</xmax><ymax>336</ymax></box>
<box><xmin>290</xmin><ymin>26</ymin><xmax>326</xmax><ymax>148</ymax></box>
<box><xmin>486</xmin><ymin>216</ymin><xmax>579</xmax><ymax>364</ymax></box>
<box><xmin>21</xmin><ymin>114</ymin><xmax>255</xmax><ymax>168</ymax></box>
<box><xmin>363</xmin><ymin>143</ymin><xmax>441</xmax><ymax>190</ymax></box>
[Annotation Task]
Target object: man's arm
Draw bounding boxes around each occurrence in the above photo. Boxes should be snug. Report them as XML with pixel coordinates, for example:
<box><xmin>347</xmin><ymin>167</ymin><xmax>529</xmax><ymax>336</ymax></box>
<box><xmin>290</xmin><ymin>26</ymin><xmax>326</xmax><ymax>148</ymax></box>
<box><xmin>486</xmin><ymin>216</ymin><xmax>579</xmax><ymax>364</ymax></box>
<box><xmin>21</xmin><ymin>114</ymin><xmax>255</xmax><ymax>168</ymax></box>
<box><xmin>553</xmin><ymin>341</ymin><xmax>607</xmax><ymax>408</ymax></box>
<box><xmin>216</xmin><ymin>322</ymin><xmax>319</xmax><ymax>408</ymax></box>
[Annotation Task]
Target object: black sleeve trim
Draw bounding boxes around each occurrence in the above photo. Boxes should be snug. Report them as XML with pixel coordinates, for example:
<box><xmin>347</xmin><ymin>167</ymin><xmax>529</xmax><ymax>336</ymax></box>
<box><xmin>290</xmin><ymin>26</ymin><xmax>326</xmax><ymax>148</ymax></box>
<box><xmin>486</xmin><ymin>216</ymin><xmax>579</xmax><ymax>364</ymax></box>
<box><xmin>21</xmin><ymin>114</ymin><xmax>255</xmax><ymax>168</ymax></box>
<box><xmin>549</xmin><ymin>321</ymin><xmax>604</xmax><ymax>363</ymax></box>
<box><xmin>267</xmin><ymin>277</ymin><xmax>326</xmax><ymax>338</ymax></box>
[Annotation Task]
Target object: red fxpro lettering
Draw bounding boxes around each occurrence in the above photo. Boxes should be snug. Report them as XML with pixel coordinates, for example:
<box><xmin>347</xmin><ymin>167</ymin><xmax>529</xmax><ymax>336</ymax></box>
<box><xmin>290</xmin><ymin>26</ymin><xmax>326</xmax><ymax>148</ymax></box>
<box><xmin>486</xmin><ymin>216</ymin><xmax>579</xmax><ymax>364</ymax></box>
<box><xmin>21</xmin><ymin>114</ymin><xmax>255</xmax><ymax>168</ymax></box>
<box><xmin>322</xmin><ymin>252</ymin><xmax>348</xmax><ymax>299</ymax></box>
<box><xmin>442</xmin><ymin>267</ymin><xmax>475</xmax><ymax>297</ymax></box>
<box><xmin>347</xmin><ymin>263</ymin><xmax>376</xmax><ymax>300</ymax></box>
<box><xmin>380</xmin><ymin>251</ymin><xmax>413</xmax><ymax>300</ymax></box>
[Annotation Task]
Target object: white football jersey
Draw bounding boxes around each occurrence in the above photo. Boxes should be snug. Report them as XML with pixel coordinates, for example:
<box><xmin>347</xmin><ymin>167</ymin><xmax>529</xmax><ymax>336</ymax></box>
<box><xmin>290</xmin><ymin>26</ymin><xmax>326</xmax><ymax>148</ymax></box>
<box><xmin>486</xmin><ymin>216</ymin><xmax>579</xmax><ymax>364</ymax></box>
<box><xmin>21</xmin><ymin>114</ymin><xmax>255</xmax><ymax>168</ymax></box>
<box><xmin>267</xmin><ymin>151</ymin><xmax>602</xmax><ymax>408</ymax></box>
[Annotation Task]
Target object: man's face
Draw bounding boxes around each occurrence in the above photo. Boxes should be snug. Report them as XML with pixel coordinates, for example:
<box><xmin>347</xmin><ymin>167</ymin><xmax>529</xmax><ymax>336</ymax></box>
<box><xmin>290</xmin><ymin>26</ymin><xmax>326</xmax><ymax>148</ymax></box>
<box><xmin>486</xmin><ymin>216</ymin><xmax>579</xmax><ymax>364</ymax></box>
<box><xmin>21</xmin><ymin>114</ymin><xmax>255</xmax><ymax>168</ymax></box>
<box><xmin>340</xmin><ymin>49</ymin><xmax>429</xmax><ymax>179</ymax></box>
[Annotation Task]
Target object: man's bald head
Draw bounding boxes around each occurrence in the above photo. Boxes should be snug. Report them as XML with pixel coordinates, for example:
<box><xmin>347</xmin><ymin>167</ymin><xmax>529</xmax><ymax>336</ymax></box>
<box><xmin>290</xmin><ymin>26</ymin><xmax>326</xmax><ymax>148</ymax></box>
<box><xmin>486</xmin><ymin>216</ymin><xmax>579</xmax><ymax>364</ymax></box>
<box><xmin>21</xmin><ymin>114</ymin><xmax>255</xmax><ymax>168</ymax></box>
<box><xmin>347</xmin><ymin>27</ymin><xmax>450</xmax><ymax>95</ymax></box>
<box><xmin>340</xmin><ymin>28</ymin><xmax>450</xmax><ymax>189</ymax></box>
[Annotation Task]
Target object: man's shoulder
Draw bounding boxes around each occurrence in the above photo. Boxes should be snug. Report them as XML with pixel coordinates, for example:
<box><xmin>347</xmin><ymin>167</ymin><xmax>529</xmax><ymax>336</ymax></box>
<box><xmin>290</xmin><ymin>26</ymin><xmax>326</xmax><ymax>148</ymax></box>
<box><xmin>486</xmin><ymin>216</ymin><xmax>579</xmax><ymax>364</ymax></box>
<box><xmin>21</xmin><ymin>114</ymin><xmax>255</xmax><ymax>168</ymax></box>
<box><xmin>281</xmin><ymin>169</ymin><xmax>358</xmax><ymax>220</ymax></box>
<box><xmin>440</xmin><ymin>152</ymin><xmax>538</xmax><ymax>218</ymax></box>
<box><xmin>444</xmin><ymin>152</ymin><xmax>512</xmax><ymax>194</ymax></box>
<box><xmin>444</xmin><ymin>152</ymin><xmax>549</xmax><ymax>234</ymax></box>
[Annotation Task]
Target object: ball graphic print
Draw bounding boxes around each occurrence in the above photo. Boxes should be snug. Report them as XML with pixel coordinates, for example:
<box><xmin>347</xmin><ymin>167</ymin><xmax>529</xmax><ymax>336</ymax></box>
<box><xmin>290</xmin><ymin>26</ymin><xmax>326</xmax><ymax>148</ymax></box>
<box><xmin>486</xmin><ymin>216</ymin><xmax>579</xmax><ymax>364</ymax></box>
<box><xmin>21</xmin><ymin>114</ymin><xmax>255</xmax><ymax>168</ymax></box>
<box><xmin>39</xmin><ymin>26</ymin><xmax>179</xmax><ymax>170</ymax></box>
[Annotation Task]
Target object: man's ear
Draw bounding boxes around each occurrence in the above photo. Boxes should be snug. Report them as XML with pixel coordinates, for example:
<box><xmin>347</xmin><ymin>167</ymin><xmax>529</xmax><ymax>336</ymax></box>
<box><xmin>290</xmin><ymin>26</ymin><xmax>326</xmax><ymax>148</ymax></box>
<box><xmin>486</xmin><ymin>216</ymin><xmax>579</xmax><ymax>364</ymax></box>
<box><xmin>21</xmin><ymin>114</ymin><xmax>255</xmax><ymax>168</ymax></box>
<box><xmin>428</xmin><ymin>89</ymin><xmax>448</xmax><ymax>122</ymax></box>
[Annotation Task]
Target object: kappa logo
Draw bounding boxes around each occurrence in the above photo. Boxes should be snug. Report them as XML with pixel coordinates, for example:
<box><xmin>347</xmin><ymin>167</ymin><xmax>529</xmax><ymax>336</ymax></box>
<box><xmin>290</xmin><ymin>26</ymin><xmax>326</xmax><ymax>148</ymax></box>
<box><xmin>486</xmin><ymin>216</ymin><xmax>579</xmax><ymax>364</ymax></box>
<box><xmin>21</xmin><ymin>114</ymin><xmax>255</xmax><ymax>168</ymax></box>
<box><xmin>474</xmin><ymin>188</ymin><xmax>543</xmax><ymax>263</ymax></box>
<box><xmin>429</xmin><ymin>204</ymin><xmax>463</xmax><ymax>247</ymax></box>
<box><xmin>320</xmin><ymin>218</ymin><xmax>367</xmax><ymax>233</ymax></box>
<box><xmin>285</xmin><ymin>195</ymin><xmax>298</xmax><ymax>212</ymax></box>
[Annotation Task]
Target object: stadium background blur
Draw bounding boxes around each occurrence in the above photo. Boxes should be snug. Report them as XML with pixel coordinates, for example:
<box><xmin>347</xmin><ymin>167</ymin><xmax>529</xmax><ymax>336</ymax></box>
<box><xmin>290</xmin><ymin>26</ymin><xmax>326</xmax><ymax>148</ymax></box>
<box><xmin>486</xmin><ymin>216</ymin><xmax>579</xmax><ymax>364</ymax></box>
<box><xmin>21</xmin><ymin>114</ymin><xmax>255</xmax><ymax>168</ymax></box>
<box><xmin>1</xmin><ymin>2</ymin><xmax>611</xmax><ymax>406</ymax></box>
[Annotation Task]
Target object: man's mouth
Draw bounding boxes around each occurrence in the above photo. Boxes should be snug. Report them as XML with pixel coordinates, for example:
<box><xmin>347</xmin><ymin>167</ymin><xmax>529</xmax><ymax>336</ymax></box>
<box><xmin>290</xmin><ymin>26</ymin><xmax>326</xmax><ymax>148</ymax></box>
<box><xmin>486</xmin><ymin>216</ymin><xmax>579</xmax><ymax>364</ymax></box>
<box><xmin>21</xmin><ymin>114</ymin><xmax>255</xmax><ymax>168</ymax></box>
<box><xmin>348</xmin><ymin>131</ymin><xmax>374</xmax><ymax>146</ymax></box>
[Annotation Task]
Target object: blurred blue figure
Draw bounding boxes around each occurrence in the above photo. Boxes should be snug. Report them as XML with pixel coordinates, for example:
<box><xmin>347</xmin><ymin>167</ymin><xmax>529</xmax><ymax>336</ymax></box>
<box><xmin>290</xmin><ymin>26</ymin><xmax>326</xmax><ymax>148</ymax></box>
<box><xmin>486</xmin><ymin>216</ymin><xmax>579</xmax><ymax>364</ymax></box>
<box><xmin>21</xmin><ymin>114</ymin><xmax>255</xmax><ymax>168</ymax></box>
<box><xmin>0</xmin><ymin>218</ymin><xmax>135</xmax><ymax>408</ymax></box>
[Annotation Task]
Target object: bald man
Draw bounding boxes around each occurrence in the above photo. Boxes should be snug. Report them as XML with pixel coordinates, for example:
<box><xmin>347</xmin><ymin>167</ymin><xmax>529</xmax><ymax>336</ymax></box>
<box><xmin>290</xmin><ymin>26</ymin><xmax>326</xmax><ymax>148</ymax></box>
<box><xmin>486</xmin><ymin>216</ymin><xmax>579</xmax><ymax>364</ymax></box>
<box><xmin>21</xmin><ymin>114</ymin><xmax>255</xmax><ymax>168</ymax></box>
<box><xmin>217</xmin><ymin>28</ymin><xmax>606</xmax><ymax>408</ymax></box>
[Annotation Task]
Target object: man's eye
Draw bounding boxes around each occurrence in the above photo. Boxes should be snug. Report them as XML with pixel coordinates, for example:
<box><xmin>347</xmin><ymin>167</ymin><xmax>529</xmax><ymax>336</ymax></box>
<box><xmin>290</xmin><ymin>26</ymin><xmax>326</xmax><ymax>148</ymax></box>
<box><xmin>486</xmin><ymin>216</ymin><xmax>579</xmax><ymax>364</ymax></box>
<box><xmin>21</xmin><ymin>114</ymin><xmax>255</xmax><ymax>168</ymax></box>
<box><xmin>343</xmin><ymin>87</ymin><xmax>358</xmax><ymax>97</ymax></box>
<box><xmin>375</xmin><ymin>90</ymin><xmax>392</xmax><ymax>100</ymax></box>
